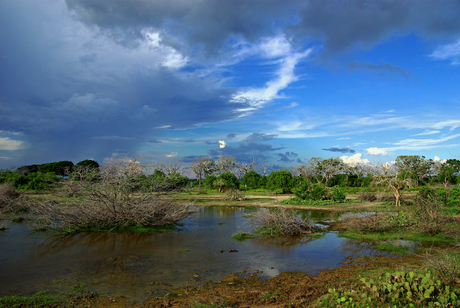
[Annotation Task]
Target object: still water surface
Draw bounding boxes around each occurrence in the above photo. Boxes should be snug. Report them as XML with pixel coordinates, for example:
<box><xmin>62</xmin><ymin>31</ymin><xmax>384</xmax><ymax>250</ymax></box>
<box><xmin>0</xmin><ymin>207</ymin><xmax>387</xmax><ymax>302</ymax></box>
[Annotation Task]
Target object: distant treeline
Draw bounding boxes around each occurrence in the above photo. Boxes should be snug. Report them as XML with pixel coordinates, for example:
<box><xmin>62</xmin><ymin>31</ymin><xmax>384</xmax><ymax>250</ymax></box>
<box><xmin>0</xmin><ymin>159</ymin><xmax>99</xmax><ymax>190</ymax></box>
<box><xmin>16</xmin><ymin>159</ymin><xmax>99</xmax><ymax>176</ymax></box>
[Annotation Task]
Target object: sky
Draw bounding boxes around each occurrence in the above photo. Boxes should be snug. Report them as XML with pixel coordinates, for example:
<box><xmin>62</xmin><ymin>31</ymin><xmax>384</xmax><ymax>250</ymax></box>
<box><xmin>1</xmin><ymin>0</ymin><xmax>460</xmax><ymax>172</ymax></box>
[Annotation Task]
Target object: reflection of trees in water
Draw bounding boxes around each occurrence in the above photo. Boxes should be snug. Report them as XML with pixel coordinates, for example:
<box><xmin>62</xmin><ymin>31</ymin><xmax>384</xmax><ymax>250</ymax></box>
<box><xmin>29</xmin><ymin>232</ymin><xmax>159</xmax><ymax>258</ymax></box>
<box><xmin>253</xmin><ymin>235</ymin><xmax>316</xmax><ymax>250</ymax></box>
<box><xmin>28</xmin><ymin>232</ymin><xmax>156</xmax><ymax>286</ymax></box>
<box><xmin>196</xmin><ymin>206</ymin><xmax>243</xmax><ymax>219</ymax></box>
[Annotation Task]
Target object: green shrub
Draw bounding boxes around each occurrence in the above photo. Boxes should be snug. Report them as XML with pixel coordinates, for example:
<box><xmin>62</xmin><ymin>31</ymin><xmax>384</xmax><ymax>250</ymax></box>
<box><xmin>240</xmin><ymin>170</ymin><xmax>262</xmax><ymax>189</ymax></box>
<box><xmin>266</xmin><ymin>170</ymin><xmax>293</xmax><ymax>194</ymax></box>
<box><xmin>330</xmin><ymin>186</ymin><xmax>346</xmax><ymax>202</ymax></box>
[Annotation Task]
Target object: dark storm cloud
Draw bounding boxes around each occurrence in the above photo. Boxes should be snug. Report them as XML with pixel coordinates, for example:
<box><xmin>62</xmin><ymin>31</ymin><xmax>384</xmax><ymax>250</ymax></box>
<box><xmin>226</xmin><ymin>133</ymin><xmax>237</xmax><ymax>139</ymax></box>
<box><xmin>207</xmin><ymin>142</ymin><xmax>285</xmax><ymax>162</ymax></box>
<box><xmin>243</xmin><ymin>132</ymin><xmax>278</xmax><ymax>143</ymax></box>
<box><xmin>0</xmin><ymin>0</ymin><xmax>253</xmax><ymax>167</ymax></box>
<box><xmin>66</xmin><ymin>0</ymin><xmax>460</xmax><ymax>55</ymax></box>
<box><xmin>347</xmin><ymin>60</ymin><xmax>416</xmax><ymax>80</ymax></box>
<box><xmin>2</xmin><ymin>0</ymin><xmax>460</xmax><ymax>168</ymax></box>
<box><xmin>147</xmin><ymin>139</ymin><xmax>162</xmax><ymax>144</ymax></box>
<box><xmin>322</xmin><ymin>147</ymin><xmax>356</xmax><ymax>154</ymax></box>
<box><xmin>205</xmin><ymin>141</ymin><xmax>219</xmax><ymax>145</ymax></box>
<box><xmin>277</xmin><ymin>151</ymin><xmax>302</xmax><ymax>163</ymax></box>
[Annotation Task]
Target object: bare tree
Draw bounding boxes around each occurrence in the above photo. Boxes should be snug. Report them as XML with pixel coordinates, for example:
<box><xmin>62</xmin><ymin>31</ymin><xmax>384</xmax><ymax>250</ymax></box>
<box><xmin>34</xmin><ymin>158</ymin><xmax>192</xmax><ymax>232</ymax></box>
<box><xmin>190</xmin><ymin>157</ymin><xmax>216</xmax><ymax>186</ymax></box>
<box><xmin>257</xmin><ymin>161</ymin><xmax>273</xmax><ymax>177</ymax></box>
<box><xmin>154</xmin><ymin>162</ymin><xmax>183</xmax><ymax>176</ymax></box>
<box><xmin>316</xmin><ymin>157</ymin><xmax>344</xmax><ymax>186</ymax></box>
<box><xmin>373</xmin><ymin>163</ymin><xmax>413</xmax><ymax>207</ymax></box>
<box><xmin>215</xmin><ymin>155</ymin><xmax>237</xmax><ymax>175</ymax></box>
<box><xmin>235</xmin><ymin>156</ymin><xmax>257</xmax><ymax>179</ymax></box>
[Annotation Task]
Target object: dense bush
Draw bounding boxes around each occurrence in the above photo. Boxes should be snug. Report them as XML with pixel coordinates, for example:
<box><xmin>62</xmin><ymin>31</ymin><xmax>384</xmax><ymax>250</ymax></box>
<box><xmin>249</xmin><ymin>208</ymin><xmax>315</xmax><ymax>236</ymax></box>
<box><xmin>214</xmin><ymin>172</ymin><xmax>238</xmax><ymax>192</ymax></box>
<box><xmin>266</xmin><ymin>170</ymin><xmax>293</xmax><ymax>194</ymax></box>
<box><xmin>16</xmin><ymin>161</ymin><xmax>74</xmax><ymax>176</ymax></box>
<box><xmin>75</xmin><ymin>159</ymin><xmax>99</xmax><ymax>170</ymax></box>
<box><xmin>294</xmin><ymin>183</ymin><xmax>346</xmax><ymax>202</ymax></box>
<box><xmin>202</xmin><ymin>174</ymin><xmax>217</xmax><ymax>188</ymax></box>
<box><xmin>240</xmin><ymin>170</ymin><xmax>262</xmax><ymax>189</ymax></box>
<box><xmin>0</xmin><ymin>170</ymin><xmax>60</xmax><ymax>190</ymax></box>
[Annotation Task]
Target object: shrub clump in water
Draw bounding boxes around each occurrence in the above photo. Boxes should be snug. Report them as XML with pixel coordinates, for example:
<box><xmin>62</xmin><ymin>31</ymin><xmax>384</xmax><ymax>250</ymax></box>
<box><xmin>248</xmin><ymin>208</ymin><xmax>315</xmax><ymax>236</ymax></box>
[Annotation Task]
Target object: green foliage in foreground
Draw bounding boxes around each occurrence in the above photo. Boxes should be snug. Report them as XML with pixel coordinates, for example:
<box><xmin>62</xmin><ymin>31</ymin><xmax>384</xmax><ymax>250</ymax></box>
<box><xmin>340</xmin><ymin>229</ymin><xmax>453</xmax><ymax>243</ymax></box>
<box><xmin>0</xmin><ymin>290</ymin><xmax>62</xmax><ymax>308</ymax></box>
<box><xmin>282</xmin><ymin>197</ymin><xmax>359</xmax><ymax>206</ymax></box>
<box><xmin>319</xmin><ymin>269</ymin><xmax>459</xmax><ymax>308</ymax></box>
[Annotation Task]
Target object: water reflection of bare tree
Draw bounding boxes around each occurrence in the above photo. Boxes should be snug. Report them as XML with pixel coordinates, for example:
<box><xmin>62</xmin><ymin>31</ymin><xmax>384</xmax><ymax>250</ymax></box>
<box><xmin>29</xmin><ymin>232</ymin><xmax>159</xmax><ymax>258</ymax></box>
<box><xmin>253</xmin><ymin>235</ymin><xmax>316</xmax><ymax>250</ymax></box>
<box><xmin>336</xmin><ymin>238</ymin><xmax>387</xmax><ymax>257</ymax></box>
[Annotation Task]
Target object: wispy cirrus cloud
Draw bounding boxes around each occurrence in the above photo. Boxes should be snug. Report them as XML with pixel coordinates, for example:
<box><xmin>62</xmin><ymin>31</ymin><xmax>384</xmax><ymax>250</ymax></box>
<box><xmin>430</xmin><ymin>38</ymin><xmax>460</xmax><ymax>65</ymax></box>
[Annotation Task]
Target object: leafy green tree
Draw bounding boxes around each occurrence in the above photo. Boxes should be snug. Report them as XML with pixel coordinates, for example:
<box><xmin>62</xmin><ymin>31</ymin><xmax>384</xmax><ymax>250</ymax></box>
<box><xmin>266</xmin><ymin>170</ymin><xmax>294</xmax><ymax>194</ymax></box>
<box><xmin>316</xmin><ymin>157</ymin><xmax>344</xmax><ymax>187</ymax></box>
<box><xmin>165</xmin><ymin>173</ymin><xmax>190</xmax><ymax>188</ymax></box>
<box><xmin>240</xmin><ymin>170</ymin><xmax>262</xmax><ymax>189</ymax></box>
<box><xmin>20</xmin><ymin>172</ymin><xmax>61</xmax><ymax>190</ymax></box>
<box><xmin>0</xmin><ymin>170</ymin><xmax>27</xmax><ymax>187</ymax></box>
<box><xmin>75</xmin><ymin>159</ymin><xmax>99</xmax><ymax>170</ymax></box>
<box><xmin>395</xmin><ymin>155</ymin><xmax>432</xmax><ymax>186</ymax></box>
<box><xmin>215</xmin><ymin>172</ymin><xmax>238</xmax><ymax>192</ymax></box>
<box><xmin>436</xmin><ymin>159</ymin><xmax>460</xmax><ymax>187</ymax></box>
<box><xmin>203</xmin><ymin>174</ymin><xmax>217</xmax><ymax>188</ymax></box>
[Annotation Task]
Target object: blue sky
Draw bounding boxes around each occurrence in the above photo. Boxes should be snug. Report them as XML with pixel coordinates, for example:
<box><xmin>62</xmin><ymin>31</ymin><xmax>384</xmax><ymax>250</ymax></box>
<box><xmin>1</xmin><ymin>0</ymin><xmax>460</xmax><ymax>171</ymax></box>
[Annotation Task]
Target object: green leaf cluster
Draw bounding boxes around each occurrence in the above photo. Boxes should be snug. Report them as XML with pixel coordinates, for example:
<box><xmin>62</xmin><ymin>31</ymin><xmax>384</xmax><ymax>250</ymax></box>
<box><xmin>319</xmin><ymin>269</ymin><xmax>459</xmax><ymax>307</ymax></box>
<box><xmin>0</xmin><ymin>170</ymin><xmax>61</xmax><ymax>190</ymax></box>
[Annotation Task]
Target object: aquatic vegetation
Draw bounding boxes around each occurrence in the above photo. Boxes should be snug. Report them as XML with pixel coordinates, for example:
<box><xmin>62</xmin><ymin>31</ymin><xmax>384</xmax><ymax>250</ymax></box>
<box><xmin>232</xmin><ymin>232</ymin><xmax>255</xmax><ymax>241</ymax></box>
<box><xmin>375</xmin><ymin>242</ymin><xmax>411</xmax><ymax>255</ymax></box>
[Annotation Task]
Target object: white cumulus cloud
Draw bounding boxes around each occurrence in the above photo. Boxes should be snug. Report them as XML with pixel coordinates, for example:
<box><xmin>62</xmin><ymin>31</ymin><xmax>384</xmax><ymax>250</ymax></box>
<box><xmin>219</xmin><ymin>140</ymin><xmax>226</xmax><ymax>148</ymax></box>
<box><xmin>0</xmin><ymin>137</ymin><xmax>26</xmax><ymax>150</ymax></box>
<box><xmin>340</xmin><ymin>153</ymin><xmax>370</xmax><ymax>166</ymax></box>
<box><xmin>366</xmin><ymin>147</ymin><xmax>389</xmax><ymax>156</ymax></box>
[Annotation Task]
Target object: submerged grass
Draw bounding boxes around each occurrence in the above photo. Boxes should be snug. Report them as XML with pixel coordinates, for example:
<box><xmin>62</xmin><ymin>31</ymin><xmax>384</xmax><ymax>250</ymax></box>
<box><xmin>340</xmin><ymin>229</ymin><xmax>453</xmax><ymax>243</ymax></box>
<box><xmin>232</xmin><ymin>232</ymin><xmax>255</xmax><ymax>241</ymax></box>
<box><xmin>375</xmin><ymin>242</ymin><xmax>411</xmax><ymax>255</ymax></box>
